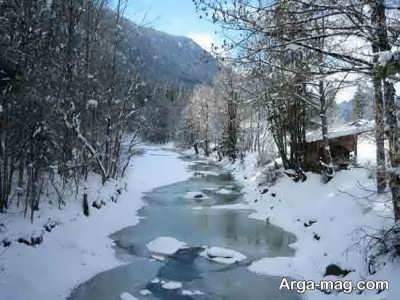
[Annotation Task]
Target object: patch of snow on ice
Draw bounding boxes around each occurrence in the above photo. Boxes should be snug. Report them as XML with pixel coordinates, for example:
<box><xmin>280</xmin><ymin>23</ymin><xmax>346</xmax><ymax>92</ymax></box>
<box><xmin>150</xmin><ymin>254</ymin><xmax>166</xmax><ymax>261</ymax></box>
<box><xmin>181</xmin><ymin>290</ymin><xmax>204</xmax><ymax>296</ymax></box>
<box><xmin>120</xmin><ymin>292</ymin><xmax>138</xmax><ymax>300</ymax></box>
<box><xmin>203</xmin><ymin>187</ymin><xmax>218</xmax><ymax>192</ymax></box>
<box><xmin>216</xmin><ymin>188</ymin><xmax>234</xmax><ymax>195</ymax></box>
<box><xmin>161</xmin><ymin>281</ymin><xmax>183</xmax><ymax>290</ymax></box>
<box><xmin>139</xmin><ymin>289</ymin><xmax>152</xmax><ymax>296</ymax></box>
<box><xmin>200</xmin><ymin>246</ymin><xmax>246</xmax><ymax>264</ymax></box>
<box><xmin>151</xmin><ymin>278</ymin><xmax>160</xmax><ymax>284</ymax></box>
<box><xmin>209</xmin><ymin>203</ymin><xmax>249</xmax><ymax>210</ymax></box>
<box><xmin>146</xmin><ymin>236</ymin><xmax>187</xmax><ymax>255</ymax></box>
<box><xmin>198</xmin><ymin>171</ymin><xmax>220</xmax><ymax>176</ymax></box>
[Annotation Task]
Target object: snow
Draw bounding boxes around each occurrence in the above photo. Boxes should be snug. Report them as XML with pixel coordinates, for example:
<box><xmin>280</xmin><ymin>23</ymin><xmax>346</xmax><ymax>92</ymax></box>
<box><xmin>377</xmin><ymin>49</ymin><xmax>400</xmax><ymax>66</ymax></box>
<box><xmin>86</xmin><ymin>99</ymin><xmax>98</xmax><ymax>109</ymax></box>
<box><xmin>139</xmin><ymin>289</ymin><xmax>152</xmax><ymax>296</ymax></box>
<box><xmin>306</xmin><ymin>120</ymin><xmax>374</xmax><ymax>143</ymax></box>
<box><xmin>120</xmin><ymin>292</ymin><xmax>138</xmax><ymax>300</ymax></box>
<box><xmin>357</xmin><ymin>138</ymin><xmax>377</xmax><ymax>166</ymax></box>
<box><xmin>194</xmin><ymin>170</ymin><xmax>219</xmax><ymax>176</ymax></box>
<box><xmin>150</xmin><ymin>254</ymin><xmax>166</xmax><ymax>261</ymax></box>
<box><xmin>161</xmin><ymin>280</ymin><xmax>183</xmax><ymax>290</ymax></box>
<box><xmin>377</xmin><ymin>50</ymin><xmax>394</xmax><ymax>65</ymax></box>
<box><xmin>151</xmin><ymin>278</ymin><xmax>161</xmax><ymax>284</ymax></box>
<box><xmin>203</xmin><ymin>187</ymin><xmax>218</xmax><ymax>192</ymax></box>
<box><xmin>216</xmin><ymin>188</ymin><xmax>234</xmax><ymax>194</ymax></box>
<box><xmin>146</xmin><ymin>236</ymin><xmax>187</xmax><ymax>255</ymax></box>
<box><xmin>249</xmin><ymin>256</ymin><xmax>294</xmax><ymax>276</ymax></box>
<box><xmin>211</xmin><ymin>150</ymin><xmax>400</xmax><ymax>300</ymax></box>
<box><xmin>32</xmin><ymin>126</ymin><xmax>42</xmax><ymax>137</ymax></box>
<box><xmin>200</xmin><ymin>246</ymin><xmax>246</xmax><ymax>264</ymax></box>
<box><xmin>181</xmin><ymin>289</ymin><xmax>204</xmax><ymax>296</ymax></box>
<box><xmin>286</xmin><ymin>43</ymin><xmax>301</xmax><ymax>51</ymax></box>
<box><xmin>0</xmin><ymin>145</ymin><xmax>191</xmax><ymax>300</ymax></box>
<box><xmin>202</xmin><ymin>203</ymin><xmax>249</xmax><ymax>210</ymax></box>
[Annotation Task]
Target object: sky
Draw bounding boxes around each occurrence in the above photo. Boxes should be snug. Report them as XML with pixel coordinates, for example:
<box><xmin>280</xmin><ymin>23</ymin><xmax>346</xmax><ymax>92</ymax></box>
<box><xmin>122</xmin><ymin>1</ymin><xmax>359</xmax><ymax>102</ymax></box>
<box><xmin>124</xmin><ymin>0</ymin><xmax>219</xmax><ymax>52</ymax></box>
<box><xmin>121</xmin><ymin>1</ymin><xmax>400</xmax><ymax>103</ymax></box>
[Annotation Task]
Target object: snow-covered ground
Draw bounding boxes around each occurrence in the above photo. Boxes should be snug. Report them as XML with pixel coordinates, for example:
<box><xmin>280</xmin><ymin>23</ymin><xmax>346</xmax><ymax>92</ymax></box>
<box><xmin>2</xmin><ymin>139</ymin><xmax>398</xmax><ymax>300</ymax></box>
<box><xmin>357</xmin><ymin>134</ymin><xmax>378</xmax><ymax>166</ymax></box>
<box><xmin>0</xmin><ymin>145</ymin><xmax>190</xmax><ymax>300</ymax></box>
<box><xmin>202</xmin><ymin>138</ymin><xmax>400</xmax><ymax>300</ymax></box>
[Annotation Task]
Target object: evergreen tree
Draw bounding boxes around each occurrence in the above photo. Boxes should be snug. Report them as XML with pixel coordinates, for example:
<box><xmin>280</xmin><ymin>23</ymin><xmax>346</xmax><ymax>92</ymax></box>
<box><xmin>352</xmin><ymin>86</ymin><xmax>365</xmax><ymax>120</ymax></box>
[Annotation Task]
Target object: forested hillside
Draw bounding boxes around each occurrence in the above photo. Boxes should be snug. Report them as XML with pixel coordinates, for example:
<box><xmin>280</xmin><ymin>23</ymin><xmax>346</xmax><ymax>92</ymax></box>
<box><xmin>120</xmin><ymin>21</ymin><xmax>218</xmax><ymax>85</ymax></box>
<box><xmin>0</xmin><ymin>0</ymin><xmax>216</xmax><ymax>219</ymax></box>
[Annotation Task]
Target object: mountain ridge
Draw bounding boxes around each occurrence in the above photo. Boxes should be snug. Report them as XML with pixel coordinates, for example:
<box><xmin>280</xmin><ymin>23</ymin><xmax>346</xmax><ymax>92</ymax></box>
<box><xmin>119</xmin><ymin>17</ymin><xmax>219</xmax><ymax>86</ymax></box>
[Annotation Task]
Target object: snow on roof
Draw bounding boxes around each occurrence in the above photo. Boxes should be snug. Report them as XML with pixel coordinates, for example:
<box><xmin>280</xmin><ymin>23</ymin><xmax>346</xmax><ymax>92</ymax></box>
<box><xmin>306</xmin><ymin>120</ymin><xmax>374</xmax><ymax>143</ymax></box>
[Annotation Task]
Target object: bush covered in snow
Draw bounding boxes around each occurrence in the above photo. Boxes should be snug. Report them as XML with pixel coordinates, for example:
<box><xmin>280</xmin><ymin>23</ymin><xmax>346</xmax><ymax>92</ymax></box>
<box><xmin>258</xmin><ymin>161</ymin><xmax>283</xmax><ymax>186</ymax></box>
<box><xmin>365</xmin><ymin>224</ymin><xmax>400</xmax><ymax>275</ymax></box>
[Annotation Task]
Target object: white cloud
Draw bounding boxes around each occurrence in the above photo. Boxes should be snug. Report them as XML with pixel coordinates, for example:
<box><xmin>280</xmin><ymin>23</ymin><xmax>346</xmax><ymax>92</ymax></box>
<box><xmin>187</xmin><ymin>32</ymin><xmax>215</xmax><ymax>52</ymax></box>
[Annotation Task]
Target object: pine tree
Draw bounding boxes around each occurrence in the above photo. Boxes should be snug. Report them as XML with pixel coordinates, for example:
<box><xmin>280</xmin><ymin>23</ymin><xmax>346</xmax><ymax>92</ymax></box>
<box><xmin>352</xmin><ymin>86</ymin><xmax>365</xmax><ymax>120</ymax></box>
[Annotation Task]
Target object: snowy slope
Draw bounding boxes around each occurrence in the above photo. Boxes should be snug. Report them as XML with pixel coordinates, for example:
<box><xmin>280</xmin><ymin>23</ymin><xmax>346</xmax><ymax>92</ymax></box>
<box><xmin>205</xmin><ymin>149</ymin><xmax>399</xmax><ymax>300</ymax></box>
<box><xmin>0</xmin><ymin>145</ymin><xmax>190</xmax><ymax>300</ymax></box>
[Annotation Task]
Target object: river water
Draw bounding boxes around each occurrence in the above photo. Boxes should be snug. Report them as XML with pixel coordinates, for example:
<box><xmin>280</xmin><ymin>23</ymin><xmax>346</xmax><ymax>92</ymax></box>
<box><xmin>68</xmin><ymin>153</ymin><xmax>301</xmax><ymax>300</ymax></box>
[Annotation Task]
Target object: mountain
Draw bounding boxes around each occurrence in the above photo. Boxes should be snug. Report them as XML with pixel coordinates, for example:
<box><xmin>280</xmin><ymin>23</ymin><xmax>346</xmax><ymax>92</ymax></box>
<box><xmin>119</xmin><ymin>18</ymin><xmax>219</xmax><ymax>86</ymax></box>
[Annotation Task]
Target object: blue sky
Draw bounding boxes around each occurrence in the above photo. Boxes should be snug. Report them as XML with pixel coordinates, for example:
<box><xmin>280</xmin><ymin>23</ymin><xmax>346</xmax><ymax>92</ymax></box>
<box><xmin>124</xmin><ymin>0</ymin><xmax>219</xmax><ymax>51</ymax></box>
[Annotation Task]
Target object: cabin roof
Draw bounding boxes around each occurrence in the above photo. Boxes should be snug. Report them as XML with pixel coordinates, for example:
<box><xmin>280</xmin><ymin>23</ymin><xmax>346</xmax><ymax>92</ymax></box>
<box><xmin>306</xmin><ymin>120</ymin><xmax>374</xmax><ymax>143</ymax></box>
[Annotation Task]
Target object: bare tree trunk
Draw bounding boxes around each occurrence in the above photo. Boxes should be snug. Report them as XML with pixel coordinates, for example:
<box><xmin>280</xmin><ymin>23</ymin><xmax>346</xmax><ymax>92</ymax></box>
<box><xmin>83</xmin><ymin>189</ymin><xmax>89</xmax><ymax>217</ymax></box>
<box><xmin>17</xmin><ymin>157</ymin><xmax>24</xmax><ymax>207</ymax></box>
<box><xmin>371</xmin><ymin>0</ymin><xmax>389</xmax><ymax>193</ymax></box>
<box><xmin>372</xmin><ymin>76</ymin><xmax>387</xmax><ymax>193</ymax></box>
<box><xmin>384</xmin><ymin>81</ymin><xmax>400</xmax><ymax>221</ymax></box>
<box><xmin>256</xmin><ymin>108</ymin><xmax>261</xmax><ymax>152</ymax></box>
<box><xmin>193</xmin><ymin>143</ymin><xmax>199</xmax><ymax>155</ymax></box>
<box><xmin>204</xmin><ymin>102</ymin><xmax>210</xmax><ymax>157</ymax></box>
<box><xmin>319</xmin><ymin>80</ymin><xmax>334</xmax><ymax>182</ymax></box>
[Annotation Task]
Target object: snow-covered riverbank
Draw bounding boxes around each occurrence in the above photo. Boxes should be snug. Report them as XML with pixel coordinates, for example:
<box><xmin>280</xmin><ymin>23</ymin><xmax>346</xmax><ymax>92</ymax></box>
<box><xmin>205</xmin><ymin>145</ymin><xmax>400</xmax><ymax>300</ymax></box>
<box><xmin>0</xmin><ymin>146</ymin><xmax>190</xmax><ymax>300</ymax></box>
<box><xmin>2</xmin><ymin>142</ymin><xmax>399</xmax><ymax>300</ymax></box>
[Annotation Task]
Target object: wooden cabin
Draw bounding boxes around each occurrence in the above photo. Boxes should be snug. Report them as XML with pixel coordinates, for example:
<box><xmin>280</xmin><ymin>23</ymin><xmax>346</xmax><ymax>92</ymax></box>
<box><xmin>304</xmin><ymin>121</ymin><xmax>374</xmax><ymax>172</ymax></box>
